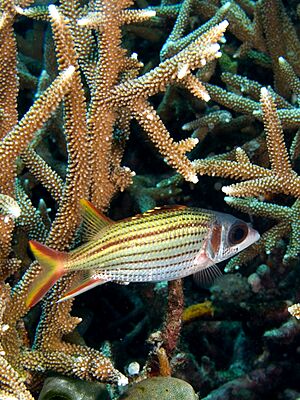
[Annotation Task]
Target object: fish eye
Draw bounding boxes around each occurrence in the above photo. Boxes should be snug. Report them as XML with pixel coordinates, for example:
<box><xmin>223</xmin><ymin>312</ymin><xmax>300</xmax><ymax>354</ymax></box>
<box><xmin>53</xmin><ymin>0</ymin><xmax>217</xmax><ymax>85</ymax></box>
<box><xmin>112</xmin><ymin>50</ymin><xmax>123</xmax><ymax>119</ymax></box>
<box><xmin>228</xmin><ymin>222</ymin><xmax>248</xmax><ymax>245</ymax></box>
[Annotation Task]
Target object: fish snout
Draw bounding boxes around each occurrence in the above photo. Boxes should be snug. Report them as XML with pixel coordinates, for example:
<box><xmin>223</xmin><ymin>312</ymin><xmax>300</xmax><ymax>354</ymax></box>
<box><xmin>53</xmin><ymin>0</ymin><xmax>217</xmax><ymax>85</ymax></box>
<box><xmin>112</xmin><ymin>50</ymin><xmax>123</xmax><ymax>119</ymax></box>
<box><xmin>247</xmin><ymin>225</ymin><xmax>260</xmax><ymax>245</ymax></box>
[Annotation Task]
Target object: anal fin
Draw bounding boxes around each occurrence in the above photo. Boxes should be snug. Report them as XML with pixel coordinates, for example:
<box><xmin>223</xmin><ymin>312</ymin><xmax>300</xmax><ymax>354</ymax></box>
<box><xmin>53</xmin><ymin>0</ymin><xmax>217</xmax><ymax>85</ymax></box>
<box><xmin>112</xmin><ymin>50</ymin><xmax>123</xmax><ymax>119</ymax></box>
<box><xmin>57</xmin><ymin>271</ymin><xmax>106</xmax><ymax>303</ymax></box>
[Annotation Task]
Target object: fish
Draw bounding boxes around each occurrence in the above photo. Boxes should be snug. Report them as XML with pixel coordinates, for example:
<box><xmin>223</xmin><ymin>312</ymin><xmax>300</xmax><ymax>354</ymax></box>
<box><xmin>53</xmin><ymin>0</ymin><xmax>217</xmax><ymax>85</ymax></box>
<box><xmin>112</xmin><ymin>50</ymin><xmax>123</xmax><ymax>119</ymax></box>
<box><xmin>26</xmin><ymin>199</ymin><xmax>260</xmax><ymax>308</ymax></box>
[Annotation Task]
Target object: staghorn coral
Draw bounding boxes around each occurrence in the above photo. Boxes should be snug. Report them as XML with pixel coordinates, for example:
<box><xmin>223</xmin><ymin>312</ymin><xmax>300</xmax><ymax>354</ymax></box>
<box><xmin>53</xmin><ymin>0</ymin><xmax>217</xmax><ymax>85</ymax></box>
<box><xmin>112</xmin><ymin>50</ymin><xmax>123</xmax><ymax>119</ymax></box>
<box><xmin>194</xmin><ymin>87</ymin><xmax>300</xmax><ymax>267</ymax></box>
<box><xmin>0</xmin><ymin>0</ymin><xmax>299</xmax><ymax>398</ymax></box>
<box><xmin>0</xmin><ymin>0</ymin><xmax>231</xmax><ymax>397</ymax></box>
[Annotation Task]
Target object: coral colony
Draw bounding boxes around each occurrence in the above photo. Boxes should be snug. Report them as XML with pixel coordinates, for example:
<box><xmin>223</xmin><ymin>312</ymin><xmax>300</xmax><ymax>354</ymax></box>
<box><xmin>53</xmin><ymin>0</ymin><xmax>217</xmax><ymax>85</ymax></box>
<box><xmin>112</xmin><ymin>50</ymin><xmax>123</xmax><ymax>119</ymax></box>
<box><xmin>0</xmin><ymin>0</ymin><xmax>299</xmax><ymax>398</ymax></box>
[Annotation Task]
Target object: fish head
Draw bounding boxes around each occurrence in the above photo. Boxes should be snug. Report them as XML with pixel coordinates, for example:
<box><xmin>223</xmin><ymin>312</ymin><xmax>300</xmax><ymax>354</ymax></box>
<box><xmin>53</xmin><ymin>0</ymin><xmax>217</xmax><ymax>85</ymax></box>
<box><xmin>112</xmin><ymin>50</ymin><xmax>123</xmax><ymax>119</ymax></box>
<box><xmin>205</xmin><ymin>212</ymin><xmax>260</xmax><ymax>264</ymax></box>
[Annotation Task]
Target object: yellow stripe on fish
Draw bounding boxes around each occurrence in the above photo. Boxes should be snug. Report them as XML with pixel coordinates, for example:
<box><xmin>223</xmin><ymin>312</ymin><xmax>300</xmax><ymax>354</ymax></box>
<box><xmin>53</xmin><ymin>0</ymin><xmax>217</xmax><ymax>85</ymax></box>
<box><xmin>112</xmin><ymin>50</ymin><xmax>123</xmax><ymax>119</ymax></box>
<box><xmin>26</xmin><ymin>200</ymin><xmax>260</xmax><ymax>308</ymax></box>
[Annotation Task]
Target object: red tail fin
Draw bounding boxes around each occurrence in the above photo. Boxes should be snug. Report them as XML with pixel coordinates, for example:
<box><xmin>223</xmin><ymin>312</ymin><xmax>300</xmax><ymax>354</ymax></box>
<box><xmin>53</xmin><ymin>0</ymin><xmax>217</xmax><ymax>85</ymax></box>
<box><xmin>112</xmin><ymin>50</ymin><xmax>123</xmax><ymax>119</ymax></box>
<box><xmin>26</xmin><ymin>241</ymin><xmax>67</xmax><ymax>308</ymax></box>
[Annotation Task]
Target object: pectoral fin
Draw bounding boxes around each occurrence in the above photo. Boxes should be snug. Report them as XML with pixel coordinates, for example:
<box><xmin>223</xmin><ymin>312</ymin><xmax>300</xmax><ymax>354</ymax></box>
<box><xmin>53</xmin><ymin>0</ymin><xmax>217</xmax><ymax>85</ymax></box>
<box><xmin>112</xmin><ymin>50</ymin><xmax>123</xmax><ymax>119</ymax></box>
<box><xmin>57</xmin><ymin>270</ymin><xmax>106</xmax><ymax>303</ymax></box>
<box><xmin>193</xmin><ymin>264</ymin><xmax>222</xmax><ymax>288</ymax></box>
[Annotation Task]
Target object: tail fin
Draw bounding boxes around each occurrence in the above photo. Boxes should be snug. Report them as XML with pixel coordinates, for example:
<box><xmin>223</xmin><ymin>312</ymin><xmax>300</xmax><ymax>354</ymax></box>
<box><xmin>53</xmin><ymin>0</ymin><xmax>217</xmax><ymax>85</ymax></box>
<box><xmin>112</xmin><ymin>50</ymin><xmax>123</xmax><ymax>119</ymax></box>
<box><xmin>26</xmin><ymin>240</ymin><xmax>68</xmax><ymax>308</ymax></box>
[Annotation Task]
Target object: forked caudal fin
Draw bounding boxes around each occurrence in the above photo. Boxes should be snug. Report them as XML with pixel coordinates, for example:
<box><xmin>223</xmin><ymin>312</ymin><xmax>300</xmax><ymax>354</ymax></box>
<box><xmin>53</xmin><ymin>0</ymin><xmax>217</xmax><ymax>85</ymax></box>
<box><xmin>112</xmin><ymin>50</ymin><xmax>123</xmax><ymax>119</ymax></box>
<box><xmin>26</xmin><ymin>240</ymin><xmax>68</xmax><ymax>308</ymax></box>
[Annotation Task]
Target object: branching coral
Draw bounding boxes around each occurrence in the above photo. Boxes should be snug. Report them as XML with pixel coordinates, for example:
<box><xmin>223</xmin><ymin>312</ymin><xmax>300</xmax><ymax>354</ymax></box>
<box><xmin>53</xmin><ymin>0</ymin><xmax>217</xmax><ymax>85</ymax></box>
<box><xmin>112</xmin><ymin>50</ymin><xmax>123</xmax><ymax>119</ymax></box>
<box><xmin>156</xmin><ymin>0</ymin><xmax>300</xmax><ymax>270</ymax></box>
<box><xmin>0</xmin><ymin>0</ymin><xmax>299</xmax><ymax>398</ymax></box>
<box><xmin>0</xmin><ymin>0</ymin><xmax>232</xmax><ymax>396</ymax></box>
<box><xmin>194</xmin><ymin>87</ymin><xmax>300</xmax><ymax>267</ymax></box>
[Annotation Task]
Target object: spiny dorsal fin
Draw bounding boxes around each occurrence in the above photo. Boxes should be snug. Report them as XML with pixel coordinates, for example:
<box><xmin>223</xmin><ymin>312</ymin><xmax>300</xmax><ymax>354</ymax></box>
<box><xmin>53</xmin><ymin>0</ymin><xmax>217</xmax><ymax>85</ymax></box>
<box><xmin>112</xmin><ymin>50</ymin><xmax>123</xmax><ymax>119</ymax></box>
<box><xmin>80</xmin><ymin>199</ymin><xmax>114</xmax><ymax>241</ymax></box>
<box><xmin>145</xmin><ymin>205</ymin><xmax>187</xmax><ymax>214</ymax></box>
<box><xmin>128</xmin><ymin>205</ymin><xmax>187</xmax><ymax>221</ymax></box>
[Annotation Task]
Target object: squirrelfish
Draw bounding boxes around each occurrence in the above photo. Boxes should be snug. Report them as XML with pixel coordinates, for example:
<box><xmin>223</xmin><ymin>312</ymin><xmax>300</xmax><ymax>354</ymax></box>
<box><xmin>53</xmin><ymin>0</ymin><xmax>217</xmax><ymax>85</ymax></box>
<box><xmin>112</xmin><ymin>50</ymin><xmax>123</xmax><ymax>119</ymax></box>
<box><xmin>26</xmin><ymin>200</ymin><xmax>260</xmax><ymax>307</ymax></box>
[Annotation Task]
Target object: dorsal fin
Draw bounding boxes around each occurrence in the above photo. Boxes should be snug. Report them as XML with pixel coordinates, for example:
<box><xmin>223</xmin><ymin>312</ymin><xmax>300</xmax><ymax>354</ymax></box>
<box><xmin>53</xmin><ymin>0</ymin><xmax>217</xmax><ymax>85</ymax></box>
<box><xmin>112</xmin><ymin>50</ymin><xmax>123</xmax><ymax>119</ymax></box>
<box><xmin>80</xmin><ymin>199</ymin><xmax>114</xmax><ymax>241</ymax></box>
<box><xmin>144</xmin><ymin>205</ymin><xmax>187</xmax><ymax>214</ymax></box>
<box><xmin>126</xmin><ymin>205</ymin><xmax>187</xmax><ymax>222</ymax></box>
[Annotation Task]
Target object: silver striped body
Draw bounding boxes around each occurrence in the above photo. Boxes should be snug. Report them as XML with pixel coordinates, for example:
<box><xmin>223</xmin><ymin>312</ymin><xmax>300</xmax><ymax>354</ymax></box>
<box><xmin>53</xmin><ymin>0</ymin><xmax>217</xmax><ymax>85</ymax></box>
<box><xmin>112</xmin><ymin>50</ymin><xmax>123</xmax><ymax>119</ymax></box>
<box><xmin>67</xmin><ymin>207</ymin><xmax>215</xmax><ymax>282</ymax></box>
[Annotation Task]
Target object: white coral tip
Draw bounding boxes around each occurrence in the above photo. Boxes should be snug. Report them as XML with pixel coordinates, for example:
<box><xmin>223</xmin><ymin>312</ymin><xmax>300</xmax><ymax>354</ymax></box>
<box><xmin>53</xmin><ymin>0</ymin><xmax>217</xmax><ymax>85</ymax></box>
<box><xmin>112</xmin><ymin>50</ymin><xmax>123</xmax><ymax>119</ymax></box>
<box><xmin>64</xmin><ymin>65</ymin><xmax>76</xmax><ymax>77</ymax></box>
<box><xmin>189</xmin><ymin>174</ymin><xmax>199</xmax><ymax>184</ymax></box>
<box><xmin>1</xmin><ymin>324</ymin><xmax>9</xmax><ymax>332</ymax></box>
<box><xmin>143</xmin><ymin>10</ymin><xmax>156</xmax><ymax>17</ymax></box>
<box><xmin>222</xmin><ymin>2</ymin><xmax>231</xmax><ymax>11</ymax></box>
<box><xmin>14</xmin><ymin>5</ymin><xmax>24</xmax><ymax>14</ymax></box>
<box><xmin>8</xmin><ymin>203</ymin><xmax>21</xmax><ymax>219</ymax></box>
<box><xmin>224</xmin><ymin>196</ymin><xmax>234</xmax><ymax>203</ymax></box>
<box><xmin>219</xmin><ymin>19</ymin><xmax>229</xmax><ymax>29</ymax></box>
<box><xmin>177</xmin><ymin>64</ymin><xmax>189</xmax><ymax>79</ymax></box>
<box><xmin>221</xmin><ymin>186</ymin><xmax>231</xmax><ymax>194</ymax></box>
<box><xmin>77</xmin><ymin>17</ymin><xmax>88</xmax><ymax>26</ymax></box>
<box><xmin>118</xmin><ymin>375</ymin><xmax>129</xmax><ymax>387</ymax></box>
<box><xmin>48</xmin><ymin>4</ymin><xmax>60</xmax><ymax>21</ymax></box>
<box><xmin>210</xmin><ymin>43</ymin><xmax>220</xmax><ymax>53</ymax></box>
<box><xmin>260</xmin><ymin>87</ymin><xmax>269</xmax><ymax>96</ymax></box>
<box><xmin>202</xmin><ymin>91</ymin><xmax>211</xmax><ymax>102</ymax></box>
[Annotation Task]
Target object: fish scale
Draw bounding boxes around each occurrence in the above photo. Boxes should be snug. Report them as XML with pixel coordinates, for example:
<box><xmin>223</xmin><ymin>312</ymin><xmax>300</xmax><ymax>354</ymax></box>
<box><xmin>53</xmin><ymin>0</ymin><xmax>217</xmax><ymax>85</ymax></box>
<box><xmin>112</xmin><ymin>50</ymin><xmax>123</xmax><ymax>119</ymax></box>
<box><xmin>26</xmin><ymin>200</ymin><xmax>260</xmax><ymax>307</ymax></box>
<box><xmin>76</xmin><ymin>208</ymin><xmax>212</xmax><ymax>252</ymax></box>
<box><xmin>67</xmin><ymin>208</ymin><xmax>213</xmax><ymax>274</ymax></box>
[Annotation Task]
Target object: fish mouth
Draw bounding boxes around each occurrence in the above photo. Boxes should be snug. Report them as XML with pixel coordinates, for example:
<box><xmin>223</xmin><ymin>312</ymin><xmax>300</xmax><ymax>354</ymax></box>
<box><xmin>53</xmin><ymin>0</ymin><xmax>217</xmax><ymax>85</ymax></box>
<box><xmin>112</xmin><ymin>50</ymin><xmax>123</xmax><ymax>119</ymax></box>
<box><xmin>248</xmin><ymin>226</ymin><xmax>260</xmax><ymax>244</ymax></box>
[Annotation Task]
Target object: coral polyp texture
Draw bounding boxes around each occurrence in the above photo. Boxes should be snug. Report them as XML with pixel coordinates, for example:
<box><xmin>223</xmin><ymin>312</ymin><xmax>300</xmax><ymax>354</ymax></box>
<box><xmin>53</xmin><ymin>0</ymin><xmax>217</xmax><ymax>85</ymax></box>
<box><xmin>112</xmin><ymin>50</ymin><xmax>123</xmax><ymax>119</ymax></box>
<box><xmin>0</xmin><ymin>0</ymin><xmax>299</xmax><ymax>398</ymax></box>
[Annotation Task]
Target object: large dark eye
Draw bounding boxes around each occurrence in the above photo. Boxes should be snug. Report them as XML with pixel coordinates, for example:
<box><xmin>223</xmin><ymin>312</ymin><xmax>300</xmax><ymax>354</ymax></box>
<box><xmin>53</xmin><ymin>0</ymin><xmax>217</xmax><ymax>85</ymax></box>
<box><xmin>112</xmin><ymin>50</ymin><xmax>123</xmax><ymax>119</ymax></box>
<box><xmin>228</xmin><ymin>222</ymin><xmax>248</xmax><ymax>245</ymax></box>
